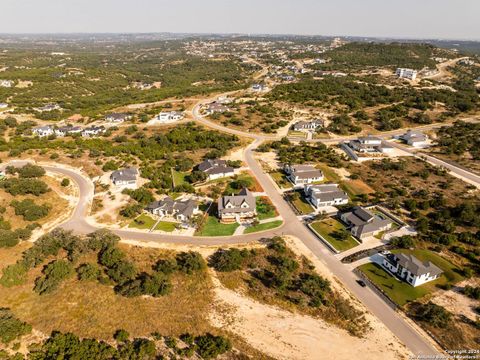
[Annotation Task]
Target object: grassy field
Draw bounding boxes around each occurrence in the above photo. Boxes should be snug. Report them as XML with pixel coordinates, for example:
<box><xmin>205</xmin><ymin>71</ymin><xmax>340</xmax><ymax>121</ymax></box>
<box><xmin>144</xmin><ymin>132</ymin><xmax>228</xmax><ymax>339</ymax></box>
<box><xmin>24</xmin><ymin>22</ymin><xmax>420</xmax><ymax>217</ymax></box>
<box><xmin>269</xmin><ymin>171</ymin><xmax>292</xmax><ymax>189</ymax></box>
<box><xmin>171</xmin><ymin>169</ymin><xmax>189</xmax><ymax>187</ymax></box>
<box><xmin>316</xmin><ymin>164</ymin><xmax>341</xmax><ymax>183</ymax></box>
<box><xmin>340</xmin><ymin>179</ymin><xmax>374</xmax><ymax>197</ymax></box>
<box><xmin>244</xmin><ymin>220</ymin><xmax>283</xmax><ymax>234</ymax></box>
<box><xmin>289</xmin><ymin>193</ymin><xmax>314</xmax><ymax>215</ymax></box>
<box><xmin>359</xmin><ymin>250</ymin><xmax>464</xmax><ymax>306</ymax></box>
<box><xmin>310</xmin><ymin>218</ymin><xmax>359</xmax><ymax>252</ymax></box>
<box><xmin>196</xmin><ymin>216</ymin><xmax>239</xmax><ymax>237</ymax></box>
<box><xmin>154</xmin><ymin>221</ymin><xmax>177</xmax><ymax>232</ymax></box>
<box><xmin>128</xmin><ymin>213</ymin><xmax>156</xmax><ymax>230</ymax></box>
<box><xmin>287</xmin><ymin>131</ymin><xmax>307</xmax><ymax>138</ymax></box>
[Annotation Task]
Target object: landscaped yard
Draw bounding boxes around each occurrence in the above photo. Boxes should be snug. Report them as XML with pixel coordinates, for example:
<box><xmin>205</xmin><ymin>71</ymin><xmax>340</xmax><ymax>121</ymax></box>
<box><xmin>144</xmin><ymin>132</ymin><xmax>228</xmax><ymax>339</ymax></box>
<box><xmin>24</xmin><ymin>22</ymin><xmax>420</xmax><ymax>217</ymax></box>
<box><xmin>359</xmin><ymin>250</ymin><xmax>464</xmax><ymax>306</ymax></box>
<box><xmin>129</xmin><ymin>213</ymin><xmax>156</xmax><ymax>230</ymax></box>
<box><xmin>310</xmin><ymin>218</ymin><xmax>359</xmax><ymax>252</ymax></box>
<box><xmin>269</xmin><ymin>171</ymin><xmax>292</xmax><ymax>189</ymax></box>
<box><xmin>256</xmin><ymin>196</ymin><xmax>278</xmax><ymax>220</ymax></box>
<box><xmin>195</xmin><ymin>216</ymin><xmax>239</xmax><ymax>236</ymax></box>
<box><xmin>172</xmin><ymin>169</ymin><xmax>188</xmax><ymax>187</ymax></box>
<box><xmin>288</xmin><ymin>192</ymin><xmax>314</xmax><ymax>215</ymax></box>
<box><xmin>154</xmin><ymin>221</ymin><xmax>177</xmax><ymax>232</ymax></box>
<box><xmin>244</xmin><ymin>220</ymin><xmax>283</xmax><ymax>234</ymax></box>
<box><xmin>223</xmin><ymin>172</ymin><xmax>263</xmax><ymax>194</ymax></box>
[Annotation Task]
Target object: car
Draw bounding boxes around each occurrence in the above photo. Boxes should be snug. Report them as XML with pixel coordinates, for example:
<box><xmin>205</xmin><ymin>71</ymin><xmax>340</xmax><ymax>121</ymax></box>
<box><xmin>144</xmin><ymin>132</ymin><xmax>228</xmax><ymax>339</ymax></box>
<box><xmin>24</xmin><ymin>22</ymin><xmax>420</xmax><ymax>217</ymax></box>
<box><xmin>356</xmin><ymin>279</ymin><xmax>367</xmax><ymax>287</ymax></box>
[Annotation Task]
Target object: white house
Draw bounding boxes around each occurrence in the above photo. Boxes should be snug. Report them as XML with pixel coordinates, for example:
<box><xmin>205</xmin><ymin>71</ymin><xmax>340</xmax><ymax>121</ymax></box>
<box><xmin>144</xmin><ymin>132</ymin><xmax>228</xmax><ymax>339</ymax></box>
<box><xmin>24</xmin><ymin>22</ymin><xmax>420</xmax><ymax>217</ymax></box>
<box><xmin>35</xmin><ymin>104</ymin><xmax>62</xmax><ymax>112</ymax></box>
<box><xmin>82</xmin><ymin>126</ymin><xmax>106</xmax><ymax>137</ymax></box>
<box><xmin>110</xmin><ymin>168</ymin><xmax>138</xmax><ymax>188</ymax></box>
<box><xmin>284</xmin><ymin>164</ymin><xmax>324</xmax><ymax>187</ymax></box>
<box><xmin>400</xmin><ymin>130</ymin><xmax>429</xmax><ymax>148</ymax></box>
<box><xmin>383</xmin><ymin>253</ymin><xmax>443</xmax><ymax>287</ymax></box>
<box><xmin>217</xmin><ymin>188</ymin><xmax>257</xmax><ymax>223</ymax></box>
<box><xmin>55</xmin><ymin>126</ymin><xmax>82</xmax><ymax>137</ymax></box>
<box><xmin>304</xmin><ymin>184</ymin><xmax>349</xmax><ymax>208</ymax></box>
<box><xmin>0</xmin><ymin>103</ymin><xmax>9</xmax><ymax>109</ymax></box>
<box><xmin>32</xmin><ymin>125</ymin><xmax>55</xmax><ymax>137</ymax></box>
<box><xmin>146</xmin><ymin>197</ymin><xmax>198</xmax><ymax>222</ymax></box>
<box><xmin>293</xmin><ymin>119</ymin><xmax>324</xmax><ymax>132</ymax></box>
<box><xmin>396</xmin><ymin>68</ymin><xmax>417</xmax><ymax>80</ymax></box>
<box><xmin>105</xmin><ymin>113</ymin><xmax>132</xmax><ymax>123</ymax></box>
<box><xmin>0</xmin><ymin>80</ymin><xmax>14</xmax><ymax>88</ymax></box>
<box><xmin>198</xmin><ymin>159</ymin><xmax>235</xmax><ymax>180</ymax></box>
<box><xmin>153</xmin><ymin>111</ymin><xmax>184</xmax><ymax>123</ymax></box>
<box><xmin>251</xmin><ymin>83</ymin><xmax>266</xmax><ymax>92</ymax></box>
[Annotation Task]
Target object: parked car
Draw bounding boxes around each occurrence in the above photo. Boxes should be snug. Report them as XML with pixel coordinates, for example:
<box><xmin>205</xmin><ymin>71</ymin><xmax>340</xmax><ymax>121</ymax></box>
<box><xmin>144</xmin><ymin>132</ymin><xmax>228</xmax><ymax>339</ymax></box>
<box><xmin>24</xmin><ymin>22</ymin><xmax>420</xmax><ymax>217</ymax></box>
<box><xmin>356</xmin><ymin>279</ymin><xmax>367</xmax><ymax>287</ymax></box>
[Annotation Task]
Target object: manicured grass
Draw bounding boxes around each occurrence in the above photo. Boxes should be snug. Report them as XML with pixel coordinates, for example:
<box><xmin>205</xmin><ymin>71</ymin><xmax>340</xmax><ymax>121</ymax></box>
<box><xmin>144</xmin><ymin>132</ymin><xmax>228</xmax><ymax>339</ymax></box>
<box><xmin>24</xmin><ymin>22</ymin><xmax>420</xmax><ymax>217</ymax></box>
<box><xmin>172</xmin><ymin>170</ymin><xmax>188</xmax><ymax>187</ymax></box>
<box><xmin>244</xmin><ymin>220</ymin><xmax>283</xmax><ymax>234</ymax></box>
<box><xmin>289</xmin><ymin>193</ymin><xmax>314</xmax><ymax>215</ymax></box>
<box><xmin>288</xmin><ymin>131</ymin><xmax>307</xmax><ymax>138</ymax></box>
<box><xmin>256</xmin><ymin>196</ymin><xmax>278</xmax><ymax>220</ymax></box>
<box><xmin>359</xmin><ymin>250</ymin><xmax>464</xmax><ymax>307</ymax></box>
<box><xmin>154</xmin><ymin>221</ymin><xmax>177</xmax><ymax>232</ymax></box>
<box><xmin>269</xmin><ymin>171</ymin><xmax>292</xmax><ymax>189</ymax></box>
<box><xmin>359</xmin><ymin>263</ymin><xmax>429</xmax><ymax>306</ymax></box>
<box><xmin>128</xmin><ymin>214</ymin><xmax>156</xmax><ymax>230</ymax></box>
<box><xmin>196</xmin><ymin>216</ymin><xmax>239</xmax><ymax>237</ymax></box>
<box><xmin>310</xmin><ymin>218</ymin><xmax>359</xmax><ymax>252</ymax></box>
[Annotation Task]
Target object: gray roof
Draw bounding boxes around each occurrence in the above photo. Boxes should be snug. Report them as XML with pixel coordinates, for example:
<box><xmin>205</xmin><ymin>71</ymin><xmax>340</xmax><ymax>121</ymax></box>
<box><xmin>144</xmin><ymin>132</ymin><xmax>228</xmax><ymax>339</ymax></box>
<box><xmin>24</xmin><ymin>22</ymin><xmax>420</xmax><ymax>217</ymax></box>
<box><xmin>307</xmin><ymin>184</ymin><xmax>348</xmax><ymax>203</ymax></box>
<box><xmin>111</xmin><ymin>167</ymin><xmax>138</xmax><ymax>182</ymax></box>
<box><xmin>293</xmin><ymin>119</ymin><xmax>324</xmax><ymax>130</ymax></box>
<box><xmin>147</xmin><ymin>197</ymin><xmax>197</xmax><ymax>218</ymax></box>
<box><xmin>198</xmin><ymin>159</ymin><xmax>234</xmax><ymax>175</ymax></box>
<box><xmin>343</xmin><ymin>206</ymin><xmax>392</xmax><ymax>237</ymax></box>
<box><xmin>402</xmin><ymin>130</ymin><xmax>427</xmax><ymax>142</ymax></box>
<box><xmin>287</xmin><ymin>164</ymin><xmax>323</xmax><ymax>180</ymax></box>
<box><xmin>387</xmin><ymin>253</ymin><xmax>443</xmax><ymax>277</ymax></box>
<box><xmin>218</xmin><ymin>188</ymin><xmax>256</xmax><ymax>215</ymax></box>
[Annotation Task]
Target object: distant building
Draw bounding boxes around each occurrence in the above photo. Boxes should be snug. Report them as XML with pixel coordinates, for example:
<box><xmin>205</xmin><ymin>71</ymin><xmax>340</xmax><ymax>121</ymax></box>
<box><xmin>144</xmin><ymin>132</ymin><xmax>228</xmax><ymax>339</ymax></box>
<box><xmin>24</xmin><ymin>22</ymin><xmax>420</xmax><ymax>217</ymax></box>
<box><xmin>110</xmin><ymin>168</ymin><xmax>138</xmax><ymax>188</ymax></box>
<box><xmin>396</xmin><ymin>68</ymin><xmax>417</xmax><ymax>80</ymax></box>
<box><xmin>204</xmin><ymin>102</ymin><xmax>229</xmax><ymax>115</ymax></box>
<box><xmin>284</xmin><ymin>164</ymin><xmax>324</xmax><ymax>187</ymax></box>
<box><xmin>146</xmin><ymin>197</ymin><xmax>198</xmax><ymax>222</ymax></box>
<box><xmin>458</xmin><ymin>58</ymin><xmax>475</xmax><ymax>66</ymax></box>
<box><xmin>82</xmin><ymin>126</ymin><xmax>106</xmax><ymax>138</ymax></box>
<box><xmin>340</xmin><ymin>206</ymin><xmax>392</xmax><ymax>240</ymax></box>
<box><xmin>251</xmin><ymin>83</ymin><xmax>266</xmax><ymax>92</ymax></box>
<box><xmin>343</xmin><ymin>136</ymin><xmax>394</xmax><ymax>161</ymax></box>
<box><xmin>218</xmin><ymin>188</ymin><xmax>257</xmax><ymax>223</ymax></box>
<box><xmin>105</xmin><ymin>113</ymin><xmax>132</xmax><ymax>123</ymax></box>
<box><xmin>304</xmin><ymin>184</ymin><xmax>349</xmax><ymax>208</ymax></box>
<box><xmin>198</xmin><ymin>159</ymin><xmax>235</xmax><ymax>180</ymax></box>
<box><xmin>0</xmin><ymin>103</ymin><xmax>8</xmax><ymax>109</ymax></box>
<box><xmin>152</xmin><ymin>111</ymin><xmax>184</xmax><ymax>123</ymax></box>
<box><xmin>0</xmin><ymin>80</ymin><xmax>14</xmax><ymax>88</ymax></box>
<box><xmin>54</xmin><ymin>125</ymin><xmax>82</xmax><ymax>137</ymax></box>
<box><xmin>35</xmin><ymin>103</ymin><xmax>62</xmax><ymax>112</ymax></box>
<box><xmin>383</xmin><ymin>253</ymin><xmax>442</xmax><ymax>287</ymax></box>
<box><xmin>293</xmin><ymin>119</ymin><xmax>324</xmax><ymax>131</ymax></box>
<box><xmin>32</xmin><ymin>125</ymin><xmax>55</xmax><ymax>137</ymax></box>
<box><xmin>400</xmin><ymin>130</ymin><xmax>428</xmax><ymax>147</ymax></box>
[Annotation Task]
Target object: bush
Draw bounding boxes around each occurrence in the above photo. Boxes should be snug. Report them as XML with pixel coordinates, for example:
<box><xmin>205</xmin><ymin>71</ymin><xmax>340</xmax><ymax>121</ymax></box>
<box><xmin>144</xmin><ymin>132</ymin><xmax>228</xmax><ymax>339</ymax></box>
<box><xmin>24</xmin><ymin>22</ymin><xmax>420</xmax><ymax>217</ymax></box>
<box><xmin>34</xmin><ymin>260</ymin><xmax>74</xmax><ymax>295</ymax></box>
<box><xmin>463</xmin><ymin>286</ymin><xmax>480</xmax><ymax>300</ymax></box>
<box><xmin>0</xmin><ymin>178</ymin><xmax>49</xmax><ymax>196</ymax></box>
<box><xmin>175</xmin><ymin>252</ymin><xmax>206</xmax><ymax>274</ymax></box>
<box><xmin>0</xmin><ymin>308</ymin><xmax>32</xmax><ymax>344</ymax></box>
<box><xmin>11</xmin><ymin>199</ymin><xmax>50</xmax><ymax>221</ymax></box>
<box><xmin>114</xmin><ymin>329</ymin><xmax>129</xmax><ymax>343</ymax></box>
<box><xmin>77</xmin><ymin>263</ymin><xmax>101</xmax><ymax>281</ymax></box>
<box><xmin>61</xmin><ymin>178</ymin><xmax>70</xmax><ymax>187</ymax></box>
<box><xmin>194</xmin><ymin>333</ymin><xmax>232</xmax><ymax>359</ymax></box>
<box><xmin>414</xmin><ymin>302</ymin><xmax>452</xmax><ymax>328</ymax></box>
<box><xmin>390</xmin><ymin>235</ymin><xmax>415</xmax><ymax>249</ymax></box>
<box><xmin>208</xmin><ymin>248</ymin><xmax>250</xmax><ymax>272</ymax></box>
<box><xmin>16</xmin><ymin>164</ymin><xmax>46</xmax><ymax>178</ymax></box>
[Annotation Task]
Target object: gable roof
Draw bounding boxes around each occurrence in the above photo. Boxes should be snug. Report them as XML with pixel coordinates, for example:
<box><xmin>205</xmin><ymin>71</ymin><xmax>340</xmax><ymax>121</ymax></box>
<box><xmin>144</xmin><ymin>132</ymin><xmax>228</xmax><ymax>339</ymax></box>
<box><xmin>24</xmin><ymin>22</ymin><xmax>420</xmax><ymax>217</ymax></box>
<box><xmin>146</xmin><ymin>197</ymin><xmax>197</xmax><ymax>218</ymax></box>
<box><xmin>388</xmin><ymin>253</ymin><xmax>443</xmax><ymax>277</ymax></box>
<box><xmin>307</xmin><ymin>184</ymin><xmax>349</xmax><ymax>203</ymax></box>
<box><xmin>111</xmin><ymin>168</ymin><xmax>138</xmax><ymax>182</ymax></box>
<box><xmin>218</xmin><ymin>188</ymin><xmax>256</xmax><ymax>215</ymax></box>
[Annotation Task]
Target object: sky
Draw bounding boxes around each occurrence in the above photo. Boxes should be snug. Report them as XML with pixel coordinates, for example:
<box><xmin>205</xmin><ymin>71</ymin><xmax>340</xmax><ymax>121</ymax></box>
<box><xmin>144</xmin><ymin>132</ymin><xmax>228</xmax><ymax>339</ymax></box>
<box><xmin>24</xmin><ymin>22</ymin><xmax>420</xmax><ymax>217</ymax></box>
<box><xmin>1</xmin><ymin>0</ymin><xmax>479</xmax><ymax>40</ymax></box>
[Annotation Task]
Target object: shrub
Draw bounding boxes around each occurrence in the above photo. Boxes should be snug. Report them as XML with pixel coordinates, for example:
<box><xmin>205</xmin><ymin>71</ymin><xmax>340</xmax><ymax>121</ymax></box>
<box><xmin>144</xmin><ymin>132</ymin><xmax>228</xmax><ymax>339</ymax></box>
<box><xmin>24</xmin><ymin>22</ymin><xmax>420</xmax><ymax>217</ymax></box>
<box><xmin>61</xmin><ymin>178</ymin><xmax>70</xmax><ymax>187</ymax></box>
<box><xmin>34</xmin><ymin>260</ymin><xmax>74</xmax><ymax>295</ymax></box>
<box><xmin>114</xmin><ymin>329</ymin><xmax>130</xmax><ymax>343</ymax></box>
<box><xmin>0</xmin><ymin>178</ymin><xmax>49</xmax><ymax>196</ymax></box>
<box><xmin>414</xmin><ymin>302</ymin><xmax>452</xmax><ymax>328</ymax></box>
<box><xmin>208</xmin><ymin>248</ymin><xmax>250</xmax><ymax>272</ymax></box>
<box><xmin>16</xmin><ymin>164</ymin><xmax>46</xmax><ymax>178</ymax></box>
<box><xmin>194</xmin><ymin>333</ymin><xmax>232</xmax><ymax>359</ymax></box>
<box><xmin>77</xmin><ymin>263</ymin><xmax>101</xmax><ymax>281</ymax></box>
<box><xmin>0</xmin><ymin>308</ymin><xmax>32</xmax><ymax>344</ymax></box>
<box><xmin>11</xmin><ymin>199</ymin><xmax>50</xmax><ymax>221</ymax></box>
<box><xmin>175</xmin><ymin>252</ymin><xmax>206</xmax><ymax>274</ymax></box>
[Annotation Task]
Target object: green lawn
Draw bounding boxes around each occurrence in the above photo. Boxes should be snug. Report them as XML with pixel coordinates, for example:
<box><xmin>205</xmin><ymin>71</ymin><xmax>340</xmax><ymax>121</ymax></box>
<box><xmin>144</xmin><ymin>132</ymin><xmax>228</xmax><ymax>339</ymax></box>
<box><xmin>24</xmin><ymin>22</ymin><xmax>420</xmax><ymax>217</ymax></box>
<box><xmin>196</xmin><ymin>216</ymin><xmax>239</xmax><ymax>237</ymax></box>
<box><xmin>154</xmin><ymin>221</ymin><xmax>177</xmax><ymax>232</ymax></box>
<box><xmin>129</xmin><ymin>213</ymin><xmax>156</xmax><ymax>230</ymax></box>
<box><xmin>316</xmin><ymin>164</ymin><xmax>341</xmax><ymax>183</ymax></box>
<box><xmin>359</xmin><ymin>250</ymin><xmax>464</xmax><ymax>307</ymax></box>
<box><xmin>256</xmin><ymin>196</ymin><xmax>278</xmax><ymax>220</ymax></box>
<box><xmin>289</xmin><ymin>193</ymin><xmax>314</xmax><ymax>215</ymax></box>
<box><xmin>340</xmin><ymin>179</ymin><xmax>373</xmax><ymax>197</ymax></box>
<box><xmin>244</xmin><ymin>220</ymin><xmax>283</xmax><ymax>234</ymax></box>
<box><xmin>223</xmin><ymin>173</ymin><xmax>260</xmax><ymax>194</ymax></box>
<box><xmin>172</xmin><ymin>169</ymin><xmax>188</xmax><ymax>187</ymax></box>
<box><xmin>359</xmin><ymin>263</ymin><xmax>429</xmax><ymax>306</ymax></box>
<box><xmin>269</xmin><ymin>171</ymin><xmax>292</xmax><ymax>189</ymax></box>
<box><xmin>310</xmin><ymin>218</ymin><xmax>359</xmax><ymax>252</ymax></box>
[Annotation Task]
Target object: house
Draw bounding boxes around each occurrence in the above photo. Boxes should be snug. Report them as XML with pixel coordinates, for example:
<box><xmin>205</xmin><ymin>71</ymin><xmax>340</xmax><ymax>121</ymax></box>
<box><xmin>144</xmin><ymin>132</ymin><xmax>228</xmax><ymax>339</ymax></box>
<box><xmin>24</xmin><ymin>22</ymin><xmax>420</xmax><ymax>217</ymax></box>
<box><xmin>204</xmin><ymin>102</ymin><xmax>229</xmax><ymax>115</ymax></box>
<box><xmin>111</xmin><ymin>168</ymin><xmax>138</xmax><ymax>188</ymax></box>
<box><xmin>251</xmin><ymin>83</ymin><xmax>266</xmax><ymax>92</ymax></box>
<box><xmin>458</xmin><ymin>58</ymin><xmax>475</xmax><ymax>66</ymax></box>
<box><xmin>55</xmin><ymin>125</ymin><xmax>82</xmax><ymax>137</ymax></box>
<box><xmin>218</xmin><ymin>188</ymin><xmax>257</xmax><ymax>223</ymax></box>
<box><xmin>153</xmin><ymin>111</ymin><xmax>184</xmax><ymax>123</ymax></box>
<box><xmin>105</xmin><ymin>113</ymin><xmax>131</xmax><ymax>123</ymax></box>
<box><xmin>32</xmin><ymin>125</ymin><xmax>55</xmax><ymax>137</ymax></box>
<box><xmin>198</xmin><ymin>159</ymin><xmax>235</xmax><ymax>180</ymax></box>
<box><xmin>35</xmin><ymin>103</ymin><xmax>61</xmax><ymax>112</ymax></box>
<box><xmin>400</xmin><ymin>130</ymin><xmax>428</xmax><ymax>147</ymax></box>
<box><xmin>293</xmin><ymin>119</ymin><xmax>324</xmax><ymax>132</ymax></box>
<box><xmin>304</xmin><ymin>184</ymin><xmax>349</xmax><ymax>208</ymax></box>
<box><xmin>284</xmin><ymin>164</ymin><xmax>324</xmax><ymax>187</ymax></box>
<box><xmin>383</xmin><ymin>253</ymin><xmax>443</xmax><ymax>287</ymax></box>
<box><xmin>82</xmin><ymin>126</ymin><xmax>106</xmax><ymax>137</ymax></box>
<box><xmin>0</xmin><ymin>103</ymin><xmax>8</xmax><ymax>109</ymax></box>
<box><xmin>146</xmin><ymin>197</ymin><xmax>198</xmax><ymax>222</ymax></box>
<box><xmin>0</xmin><ymin>80</ymin><xmax>14</xmax><ymax>88</ymax></box>
<box><xmin>396</xmin><ymin>68</ymin><xmax>417</xmax><ymax>80</ymax></box>
<box><xmin>344</xmin><ymin>136</ymin><xmax>394</xmax><ymax>160</ymax></box>
<box><xmin>340</xmin><ymin>206</ymin><xmax>392</xmax><ymax>240</ymax></box>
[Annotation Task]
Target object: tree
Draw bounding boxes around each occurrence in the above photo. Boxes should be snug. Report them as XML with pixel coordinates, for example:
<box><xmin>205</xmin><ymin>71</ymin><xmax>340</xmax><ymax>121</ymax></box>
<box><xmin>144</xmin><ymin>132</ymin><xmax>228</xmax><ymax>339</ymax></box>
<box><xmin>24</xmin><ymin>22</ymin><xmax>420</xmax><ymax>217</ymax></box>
<box><xmin>34</xmin><ymin>260</ymin><xmax>74</xmax><ymax>295</ymax></box>
<box><xmin>175</xmin><ymin>252</ymin><xmax>206</xmax><ymax>274</ymax></box>
<box><xmin>0</xmin><ymin>308</ymin><xmax>32</xmax><ymax>344</ymax></box>
<box><xmin>16</xmin><ymin>164</ymin><xmax>45</xmax><ymax>178</ymax></box>
<box><xmin>77</xmin><ymin>263</ymin><xmax>101</xmax><ymax>281</ymax></box>
<box><xmin>114</xmin><ymin>329</ymin><xmax>130</xmax><ymax>343</ymax></box>
<box><xmin>194</xmin><ymin>333</ymin><xmax>232</xmax><ymax>359</ymax></box>
<box><xmin>415</xmin><ymin>302</ymin><xmax>452</xmax><ymax>328</ymax></box>
<box><xmin>61</xmin><ymin>178</ymin><xmax>70</xmax><ymax>187</ymax></box>
<box><xmin>208</xmin><ymin>248</ymin><xmax>250</xmax><ymax>272</ymax></box>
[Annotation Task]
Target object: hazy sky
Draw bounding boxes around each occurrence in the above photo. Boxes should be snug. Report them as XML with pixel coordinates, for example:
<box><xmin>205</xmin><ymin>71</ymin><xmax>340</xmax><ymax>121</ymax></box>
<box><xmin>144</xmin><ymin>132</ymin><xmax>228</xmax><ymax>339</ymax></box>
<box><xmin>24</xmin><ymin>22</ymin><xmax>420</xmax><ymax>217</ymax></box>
<box><xmin>1</xmin><ymin>0</ymin><xmax>479</xmax><ymax>40</ymax></box>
